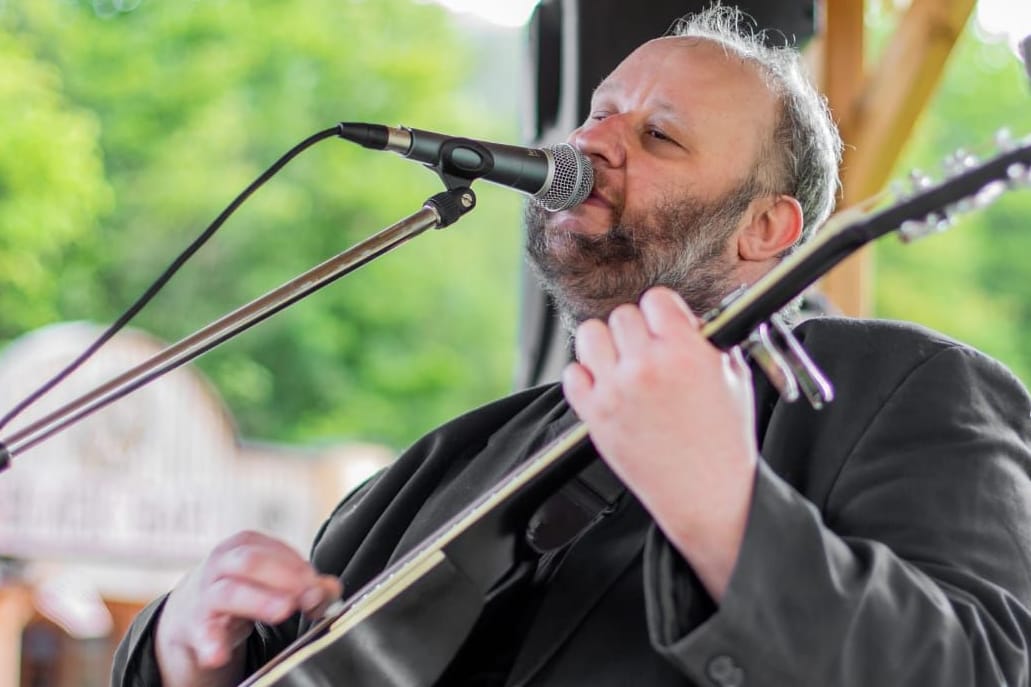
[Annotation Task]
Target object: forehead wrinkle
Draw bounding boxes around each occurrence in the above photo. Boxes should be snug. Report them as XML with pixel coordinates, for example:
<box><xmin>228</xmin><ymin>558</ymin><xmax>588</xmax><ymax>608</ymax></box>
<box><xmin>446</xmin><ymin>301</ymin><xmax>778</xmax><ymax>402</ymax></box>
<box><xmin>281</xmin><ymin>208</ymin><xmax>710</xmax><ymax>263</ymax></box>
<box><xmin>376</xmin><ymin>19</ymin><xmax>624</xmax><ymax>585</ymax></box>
<box><xmin>591</xmin><ymin>80</ymin><xmax>688</xmax><ymax>121</ymax></box>
<box><xmin>590</xmin><ymin>78</ymin><xmax>620</xmax><ymax>103</ymax></box>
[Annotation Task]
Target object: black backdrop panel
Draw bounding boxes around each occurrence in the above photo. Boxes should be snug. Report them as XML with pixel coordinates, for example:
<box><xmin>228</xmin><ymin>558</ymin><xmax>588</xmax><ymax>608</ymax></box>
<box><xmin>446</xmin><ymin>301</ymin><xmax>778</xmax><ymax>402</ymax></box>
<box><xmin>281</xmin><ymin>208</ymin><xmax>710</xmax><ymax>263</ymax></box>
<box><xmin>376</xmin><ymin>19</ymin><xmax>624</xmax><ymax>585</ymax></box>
<box><xmin>516</xmin><ymin>0</ymin><xmax>814</xmax><ymax>388</ymax></box>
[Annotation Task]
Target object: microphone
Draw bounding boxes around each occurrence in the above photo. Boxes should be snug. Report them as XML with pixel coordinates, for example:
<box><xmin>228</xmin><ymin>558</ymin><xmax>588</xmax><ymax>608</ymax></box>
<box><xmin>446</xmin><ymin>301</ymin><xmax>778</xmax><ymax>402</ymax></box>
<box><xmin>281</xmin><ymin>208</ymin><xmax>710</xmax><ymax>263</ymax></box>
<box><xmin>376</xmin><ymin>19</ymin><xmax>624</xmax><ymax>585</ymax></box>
<box><xmin>336</xmin><ymin>122</ymin><xmax>594</xmax><ymax>211</ymax></box>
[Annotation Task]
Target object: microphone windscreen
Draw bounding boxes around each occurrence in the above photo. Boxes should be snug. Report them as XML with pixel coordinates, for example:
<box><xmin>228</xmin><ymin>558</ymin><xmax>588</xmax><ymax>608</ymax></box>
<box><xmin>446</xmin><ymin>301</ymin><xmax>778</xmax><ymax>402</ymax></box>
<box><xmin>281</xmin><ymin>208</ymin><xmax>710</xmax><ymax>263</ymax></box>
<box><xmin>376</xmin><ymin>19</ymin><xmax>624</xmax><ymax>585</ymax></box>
<box><xmin>537</xmin><ymin>144</ymin><xmax>594</xmax><ymax>212</ymax></box>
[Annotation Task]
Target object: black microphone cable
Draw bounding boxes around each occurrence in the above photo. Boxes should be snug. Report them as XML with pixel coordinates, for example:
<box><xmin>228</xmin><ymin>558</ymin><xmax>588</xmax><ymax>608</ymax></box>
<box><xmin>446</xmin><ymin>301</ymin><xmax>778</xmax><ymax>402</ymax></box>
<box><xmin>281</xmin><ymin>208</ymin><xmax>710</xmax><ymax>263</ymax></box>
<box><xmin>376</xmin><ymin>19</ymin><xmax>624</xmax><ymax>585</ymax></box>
<box><xmin>0</xmin><ymin>126</ymin><xmax>340</xmax><ymax>433</ymax></box>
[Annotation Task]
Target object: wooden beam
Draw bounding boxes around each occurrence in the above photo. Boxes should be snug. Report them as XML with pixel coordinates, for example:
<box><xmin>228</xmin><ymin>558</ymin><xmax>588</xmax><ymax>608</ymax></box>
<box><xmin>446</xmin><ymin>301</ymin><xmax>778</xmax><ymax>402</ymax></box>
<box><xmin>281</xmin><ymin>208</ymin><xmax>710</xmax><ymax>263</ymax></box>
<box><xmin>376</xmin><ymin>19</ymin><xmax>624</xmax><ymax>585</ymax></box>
<box><xmin>844</xmin><ymin>0</ymin><xmax>976</xmax><ymax>200</ymax></box>
<box><xmin>819</xmin><ymin>0</ymin><xmax>868</xmax><ymax>317</ymax></box>
<box><xmin>818</xmin><ymin>0</ymin><xmax>975</xmax><ymax>317</ymax></box>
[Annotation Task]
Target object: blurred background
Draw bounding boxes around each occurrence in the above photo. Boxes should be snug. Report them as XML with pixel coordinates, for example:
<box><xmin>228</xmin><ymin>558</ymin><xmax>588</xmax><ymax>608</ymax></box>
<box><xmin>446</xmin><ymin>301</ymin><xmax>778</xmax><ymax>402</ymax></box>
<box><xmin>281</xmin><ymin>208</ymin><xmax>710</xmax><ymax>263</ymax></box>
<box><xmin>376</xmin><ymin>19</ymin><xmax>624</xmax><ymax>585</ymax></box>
<box><xmin>0</xmin><ymin>0</ymin><xmax>1028</xmax><ymax>684</ymax></box>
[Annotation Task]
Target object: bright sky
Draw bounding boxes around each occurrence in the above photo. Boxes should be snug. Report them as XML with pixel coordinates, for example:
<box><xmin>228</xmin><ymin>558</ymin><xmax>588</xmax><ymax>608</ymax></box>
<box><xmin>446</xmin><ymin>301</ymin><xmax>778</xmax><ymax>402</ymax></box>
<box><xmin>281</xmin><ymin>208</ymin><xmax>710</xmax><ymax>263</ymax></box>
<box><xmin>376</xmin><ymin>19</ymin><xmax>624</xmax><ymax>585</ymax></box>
<box><xmin>428</xmin><ymin>0</ymin><xmax>1031</xmax><ymax>56</ymax></box>
<box><xmin>975</xmin><ymin>0</ymin><xmax>1031</xmax><ymax>54</ymax></box>
<box><xmin>425</xmin><ymin>0</ymin><xmax>537</xmax><ymax>27</ymax></box>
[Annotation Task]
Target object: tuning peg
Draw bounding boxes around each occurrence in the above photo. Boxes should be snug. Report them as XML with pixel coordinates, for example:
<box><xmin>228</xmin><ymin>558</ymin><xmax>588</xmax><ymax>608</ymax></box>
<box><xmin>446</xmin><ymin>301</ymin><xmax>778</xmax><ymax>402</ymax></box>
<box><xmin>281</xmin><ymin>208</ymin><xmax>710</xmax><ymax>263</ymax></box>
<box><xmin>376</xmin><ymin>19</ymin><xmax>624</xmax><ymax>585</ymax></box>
<box><xmin>950</xmin><ymin>197</ymin><xmax>976</xmax><ymax>215</ymax></box>
<box><xmin>1008</xmin><ymin>163</ymin><xmax>1031</xmax><ymax>188</ymax></box>
<box><xmin>930</xmin><ymin>211</ymin><xmax>953</xmax><ymax>232</ymax></box>
<box><xmin>889</xmin><ymin>179</ymin><xmax>909</xmax><ymax>201</ymax></box>
<box><xmin>899</xmin><ymin>219</ymin><xmax>931</xmax><ymax>243</ymax></box>
<box><xmin>892</xmin><ymin>170</ymin><xmax>933</xmax><ymax>204</ymax></box>
<box><xmin>908</xmin><ymin>169</ymin><xmax>934</xmax><ymax>193</ymax></box>
<box><xmin>899</xmin><ymin>212</ymin><xmax>952</xmax><ymax>242</ymax></box>
<box><xmin>996</xmin><ymin>128</ymin><xmax>1016</xmax><ymax>152</ymax></box>
<box><xmin>943</xmin><ymin>149</ymin><xmax>980</xmax><ymax>178</ymax></box>
<box><xmin>975</xmin><ymin>181</ymin><xmax>1008</xmax><ymax>208</ymax></box>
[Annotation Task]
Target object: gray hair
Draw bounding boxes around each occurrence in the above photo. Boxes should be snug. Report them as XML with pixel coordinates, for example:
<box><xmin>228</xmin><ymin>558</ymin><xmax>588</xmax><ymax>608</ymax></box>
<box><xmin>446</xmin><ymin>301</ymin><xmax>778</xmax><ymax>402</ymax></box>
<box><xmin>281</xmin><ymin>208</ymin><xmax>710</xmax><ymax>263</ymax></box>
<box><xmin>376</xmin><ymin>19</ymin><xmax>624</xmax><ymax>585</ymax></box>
<box><xmin>671</xmin><ymin>6</ymin><xmax>843</xmax><ymax>247</ymax></box>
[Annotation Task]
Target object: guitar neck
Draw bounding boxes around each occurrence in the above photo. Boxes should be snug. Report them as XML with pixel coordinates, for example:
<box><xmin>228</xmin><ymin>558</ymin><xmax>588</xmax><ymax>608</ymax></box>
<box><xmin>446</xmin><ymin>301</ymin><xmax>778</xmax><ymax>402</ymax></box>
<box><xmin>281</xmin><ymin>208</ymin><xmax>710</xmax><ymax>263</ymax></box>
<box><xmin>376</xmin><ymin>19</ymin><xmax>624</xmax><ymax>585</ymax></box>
<box><xmin>706</xmin><ymin>141</ymin><xmax>1031</xmax><ymax>349</ymax></box>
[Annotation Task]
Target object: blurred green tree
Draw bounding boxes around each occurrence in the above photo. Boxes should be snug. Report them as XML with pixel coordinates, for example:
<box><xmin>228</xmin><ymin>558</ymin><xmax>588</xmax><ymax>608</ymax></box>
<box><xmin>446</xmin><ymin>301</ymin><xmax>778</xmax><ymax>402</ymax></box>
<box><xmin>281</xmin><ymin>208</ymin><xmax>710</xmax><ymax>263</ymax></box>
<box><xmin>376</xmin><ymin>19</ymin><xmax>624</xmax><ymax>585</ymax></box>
<box><xmin>874</xmin><ymin>21</ymin><xmax>1031</xmax><ymax>383</ymax></box>
<box><xmin>0</xmin><ymin>0</ymin><xmax>525</xmax><ymax>448</ymax></box>
<box><xmin>0</xmin><ymin>31</ymin><xmax>112</xmax><ymax>337</ymax></box>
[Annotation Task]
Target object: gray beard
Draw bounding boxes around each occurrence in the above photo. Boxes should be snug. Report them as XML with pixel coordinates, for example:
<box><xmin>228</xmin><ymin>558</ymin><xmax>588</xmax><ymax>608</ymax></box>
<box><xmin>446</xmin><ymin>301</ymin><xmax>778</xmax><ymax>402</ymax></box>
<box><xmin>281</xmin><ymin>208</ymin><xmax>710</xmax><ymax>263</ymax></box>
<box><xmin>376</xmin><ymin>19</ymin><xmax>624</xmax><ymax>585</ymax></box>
<box><xmin>525</xmin><ymin>180</ymin><xmax>757</xmax><ymax>331</ymax></box>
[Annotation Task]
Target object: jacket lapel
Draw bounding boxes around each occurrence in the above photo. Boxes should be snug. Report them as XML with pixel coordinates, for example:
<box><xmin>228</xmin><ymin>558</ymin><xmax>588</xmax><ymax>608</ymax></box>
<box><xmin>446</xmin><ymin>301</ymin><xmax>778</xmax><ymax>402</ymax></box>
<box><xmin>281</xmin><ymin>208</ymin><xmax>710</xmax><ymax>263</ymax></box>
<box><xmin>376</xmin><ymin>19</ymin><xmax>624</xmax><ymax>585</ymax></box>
<box><xmin>507</xmin><ymin>494</ymin><xmax>653</xmax><ymax>687</ymax></box>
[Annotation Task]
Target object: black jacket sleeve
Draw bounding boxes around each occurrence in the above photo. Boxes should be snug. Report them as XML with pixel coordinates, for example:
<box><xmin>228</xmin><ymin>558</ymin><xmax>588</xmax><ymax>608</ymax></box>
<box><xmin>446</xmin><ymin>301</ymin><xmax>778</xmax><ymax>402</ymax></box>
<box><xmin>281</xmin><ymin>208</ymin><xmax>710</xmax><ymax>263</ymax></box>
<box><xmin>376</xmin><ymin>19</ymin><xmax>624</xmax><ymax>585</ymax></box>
<box><xmin>645</xmin><ymin>344</ymin><xmax>1031</xmax><ymax>685</ymax></box>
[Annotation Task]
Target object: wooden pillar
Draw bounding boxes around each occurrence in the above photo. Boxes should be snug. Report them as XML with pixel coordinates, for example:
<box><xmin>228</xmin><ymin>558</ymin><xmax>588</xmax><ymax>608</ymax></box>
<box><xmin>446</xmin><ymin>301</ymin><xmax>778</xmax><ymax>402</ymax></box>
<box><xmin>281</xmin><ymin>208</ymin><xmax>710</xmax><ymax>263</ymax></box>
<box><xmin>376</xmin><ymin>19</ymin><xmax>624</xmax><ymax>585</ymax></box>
<box><xmin>818</xmin><ymin>0</ymin><xmax>976</xmax><ymax>316</ymax></box>
<box><xmin>844</xmin><ymin>0</ymin><xmax>975</xmax><ymax>199</ymax></box>
<box><xmin>820</xmin><ymin>0</ymin><xmax>868</xmax><ymax>316</ymax></box>
<box><xmin>0</xmin><ymin>585</ymin><xmax>35</xmax><ymax>687</ymax></box>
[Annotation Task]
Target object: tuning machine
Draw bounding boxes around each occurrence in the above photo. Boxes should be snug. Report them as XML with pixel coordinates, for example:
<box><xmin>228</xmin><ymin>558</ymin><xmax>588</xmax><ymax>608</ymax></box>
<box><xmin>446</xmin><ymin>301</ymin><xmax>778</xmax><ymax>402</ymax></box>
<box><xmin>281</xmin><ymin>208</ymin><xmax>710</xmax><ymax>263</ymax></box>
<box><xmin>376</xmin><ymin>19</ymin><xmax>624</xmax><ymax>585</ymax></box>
<box><xmin>982</xmin><ymin>130</ymin><xmax>1031</xmax><ymax>190</ymax></box>
<box><xmin>899</xmin><ymin>133</ymin><xmax>1031</xmax><ymax>243</ymax></box>
<box><xmin>742</xmin><ymin>313</ymin><xmax>834</xmax><ymax>410</ymax></box>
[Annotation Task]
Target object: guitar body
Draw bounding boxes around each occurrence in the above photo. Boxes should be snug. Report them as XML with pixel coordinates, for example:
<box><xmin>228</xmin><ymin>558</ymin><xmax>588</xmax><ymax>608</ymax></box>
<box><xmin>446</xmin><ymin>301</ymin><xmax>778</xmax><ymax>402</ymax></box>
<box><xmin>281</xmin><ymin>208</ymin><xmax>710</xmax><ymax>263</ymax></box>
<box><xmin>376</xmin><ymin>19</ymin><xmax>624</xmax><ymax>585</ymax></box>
<box><xmin>254</xmin><ymin>551</ymin><xmax>483</xmax><ymax>687</ymax></box>
<box><xmin>242</xmin><ymin>425</ymin><xmax>597</xmax><ymax>687</ymax></box>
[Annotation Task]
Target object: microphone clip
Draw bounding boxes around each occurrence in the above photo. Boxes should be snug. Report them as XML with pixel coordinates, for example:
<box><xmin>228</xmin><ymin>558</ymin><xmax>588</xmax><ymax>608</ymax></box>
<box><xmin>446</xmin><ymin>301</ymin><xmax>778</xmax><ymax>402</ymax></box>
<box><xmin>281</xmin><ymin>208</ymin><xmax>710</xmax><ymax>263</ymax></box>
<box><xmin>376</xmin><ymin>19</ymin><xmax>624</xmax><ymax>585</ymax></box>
<box><xmin>429</xmin><ymin>138</ymin><xmax>497</xmax><ymax>192</ymax></box>
<box><xmin>422</xmin><ymin>139</ymin><xmax>485</xmax><ymax>229</ymax></box>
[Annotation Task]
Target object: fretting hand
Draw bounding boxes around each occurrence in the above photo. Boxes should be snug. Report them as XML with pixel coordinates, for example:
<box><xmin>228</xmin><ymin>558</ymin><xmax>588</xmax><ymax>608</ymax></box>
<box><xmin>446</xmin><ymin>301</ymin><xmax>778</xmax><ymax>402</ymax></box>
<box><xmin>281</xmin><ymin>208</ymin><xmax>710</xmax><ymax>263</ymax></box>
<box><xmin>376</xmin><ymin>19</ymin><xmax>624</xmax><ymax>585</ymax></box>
<box><xmin>562</xmin><ymin>286</ymin><xmax>758</xmax><ymax>600</ymax></box>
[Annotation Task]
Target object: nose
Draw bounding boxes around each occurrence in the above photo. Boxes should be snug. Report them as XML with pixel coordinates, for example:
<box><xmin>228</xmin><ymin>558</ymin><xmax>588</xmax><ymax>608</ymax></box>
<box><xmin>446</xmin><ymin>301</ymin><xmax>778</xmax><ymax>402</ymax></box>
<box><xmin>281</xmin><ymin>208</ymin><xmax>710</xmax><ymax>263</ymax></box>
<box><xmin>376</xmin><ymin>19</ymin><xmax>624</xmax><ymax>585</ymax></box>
<box><xmin>569</xmin><ymin>115</ymin><xmax>627</xmax><ymax>170</ymax></box>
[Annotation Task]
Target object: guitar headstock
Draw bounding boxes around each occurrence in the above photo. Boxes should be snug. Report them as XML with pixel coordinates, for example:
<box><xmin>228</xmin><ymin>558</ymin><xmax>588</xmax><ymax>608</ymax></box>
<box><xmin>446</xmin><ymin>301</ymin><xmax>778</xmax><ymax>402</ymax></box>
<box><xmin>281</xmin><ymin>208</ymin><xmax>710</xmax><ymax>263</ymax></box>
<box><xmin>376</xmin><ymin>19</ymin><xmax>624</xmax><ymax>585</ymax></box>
<box><xmin>891</xmin><ymin>130</ymin><xmax>1031</xmax><ymax>242</ymax></box>
<box><xmin>704</xmin><ymin>130</ymin><xmax>1031</xmax><ymax>374</ymax></box>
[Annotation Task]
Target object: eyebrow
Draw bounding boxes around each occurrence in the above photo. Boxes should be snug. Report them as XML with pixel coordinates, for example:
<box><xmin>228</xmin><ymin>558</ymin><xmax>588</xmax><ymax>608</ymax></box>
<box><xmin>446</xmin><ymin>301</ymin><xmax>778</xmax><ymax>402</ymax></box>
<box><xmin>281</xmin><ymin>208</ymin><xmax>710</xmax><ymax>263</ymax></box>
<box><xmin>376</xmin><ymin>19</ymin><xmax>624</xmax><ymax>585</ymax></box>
<box><xmin>591</xmin><ymin>82</ymin><xmax>686</xmax><ymax>122</ymax></box>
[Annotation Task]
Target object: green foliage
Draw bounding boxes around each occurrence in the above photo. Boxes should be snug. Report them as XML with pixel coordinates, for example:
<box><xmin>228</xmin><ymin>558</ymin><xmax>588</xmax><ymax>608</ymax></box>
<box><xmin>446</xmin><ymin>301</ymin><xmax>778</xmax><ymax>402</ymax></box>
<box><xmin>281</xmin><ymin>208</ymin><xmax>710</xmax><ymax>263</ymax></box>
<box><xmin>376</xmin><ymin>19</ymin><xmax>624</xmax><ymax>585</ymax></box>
<box><xmin>0</xmin><ymin>1</ymin><xmax>524</xmax><ymax>448</ymax></box>
<box><xmin>0</xmin><ymin>30</ymin><xmax>112</xmax><ymax>335</ymax></box>
<box><xmin>873</xmin><ymin>23</ymin><xmax>1031</xmax><ymax>384</ymax></box>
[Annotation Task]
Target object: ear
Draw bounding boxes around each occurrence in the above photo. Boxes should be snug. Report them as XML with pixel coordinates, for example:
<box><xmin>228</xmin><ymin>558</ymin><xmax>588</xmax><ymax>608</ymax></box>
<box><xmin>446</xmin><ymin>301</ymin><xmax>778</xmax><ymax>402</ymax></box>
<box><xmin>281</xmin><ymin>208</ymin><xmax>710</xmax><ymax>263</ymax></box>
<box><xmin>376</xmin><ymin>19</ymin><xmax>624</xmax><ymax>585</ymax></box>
<box><xmin>736</xmin><ymin>195</ymin><xmax>804</xmax><ymax>261</ymax></box>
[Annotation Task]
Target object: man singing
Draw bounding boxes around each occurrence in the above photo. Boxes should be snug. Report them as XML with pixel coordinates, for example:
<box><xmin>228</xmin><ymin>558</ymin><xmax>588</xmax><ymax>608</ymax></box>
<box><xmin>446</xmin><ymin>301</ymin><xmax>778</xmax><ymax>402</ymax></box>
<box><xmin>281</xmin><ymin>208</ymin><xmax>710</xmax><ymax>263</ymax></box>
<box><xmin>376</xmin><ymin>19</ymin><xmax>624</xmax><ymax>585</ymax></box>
<box><xmin>113</xmin><ymin>7</ymin><xmax>1031</xmax><ymax>686</ymax></box>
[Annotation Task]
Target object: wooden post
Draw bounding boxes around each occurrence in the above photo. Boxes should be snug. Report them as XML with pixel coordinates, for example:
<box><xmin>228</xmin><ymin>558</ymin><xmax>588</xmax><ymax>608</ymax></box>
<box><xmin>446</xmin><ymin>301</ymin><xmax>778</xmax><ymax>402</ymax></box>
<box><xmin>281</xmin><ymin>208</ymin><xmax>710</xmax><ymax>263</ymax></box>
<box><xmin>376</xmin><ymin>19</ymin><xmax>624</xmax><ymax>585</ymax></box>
<box><xmin>818</xmin><ymin>0</ymin><xmax>976</xmax><ymax>316</ymax></box>
<box><xmin>0</xmin><ymin>584</ymin><xmax>35</xmax><ymax>687</ymax></box>
<box><xmin>820</xmin><ymin>0</ymin><xmax>868</xmax><ymax>316</ymax></box>
<box><xmin>845</xmin><ymin>0</ymin><xmax>976</xmax><ymax>200</ymax></box>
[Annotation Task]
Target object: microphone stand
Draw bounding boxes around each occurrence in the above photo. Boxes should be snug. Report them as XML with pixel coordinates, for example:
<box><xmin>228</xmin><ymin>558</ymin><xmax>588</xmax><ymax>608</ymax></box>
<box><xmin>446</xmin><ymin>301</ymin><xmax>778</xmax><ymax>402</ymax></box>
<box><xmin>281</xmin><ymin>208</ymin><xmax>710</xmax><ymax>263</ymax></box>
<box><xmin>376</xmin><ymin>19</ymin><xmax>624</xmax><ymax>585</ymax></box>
<box><xmin>0</xmin><ymin>185</ymin><xmax>477</xmax><ymax>472</ymax></box>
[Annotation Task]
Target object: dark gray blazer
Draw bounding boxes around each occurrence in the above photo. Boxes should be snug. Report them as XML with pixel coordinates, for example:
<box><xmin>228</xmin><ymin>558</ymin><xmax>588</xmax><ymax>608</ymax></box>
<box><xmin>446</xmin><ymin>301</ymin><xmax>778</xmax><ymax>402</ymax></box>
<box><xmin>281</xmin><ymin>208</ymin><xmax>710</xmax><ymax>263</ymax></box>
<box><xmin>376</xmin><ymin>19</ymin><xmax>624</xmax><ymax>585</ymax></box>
<box><xmin>113</xmin><ymin>318</ymin><xmax>1031</xmax><ymax>686</ymax></box>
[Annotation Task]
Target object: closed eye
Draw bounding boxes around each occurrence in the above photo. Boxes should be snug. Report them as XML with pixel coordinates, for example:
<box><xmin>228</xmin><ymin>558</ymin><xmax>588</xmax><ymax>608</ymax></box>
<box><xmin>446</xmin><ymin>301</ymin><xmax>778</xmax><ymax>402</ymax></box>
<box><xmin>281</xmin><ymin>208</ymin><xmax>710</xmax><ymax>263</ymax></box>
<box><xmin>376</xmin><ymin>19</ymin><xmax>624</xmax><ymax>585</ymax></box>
<box><xmin>646</xmin><ymin>128</ymin><xmax>678</xmax><ymax>145</ymax></box>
